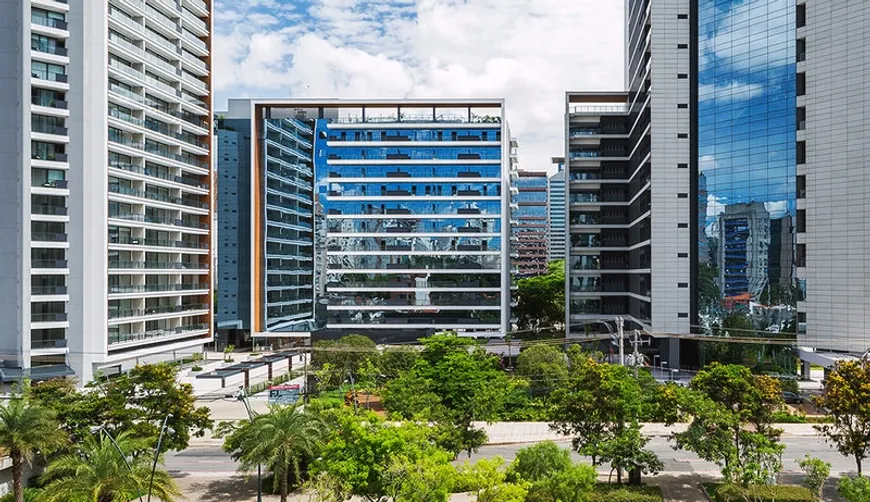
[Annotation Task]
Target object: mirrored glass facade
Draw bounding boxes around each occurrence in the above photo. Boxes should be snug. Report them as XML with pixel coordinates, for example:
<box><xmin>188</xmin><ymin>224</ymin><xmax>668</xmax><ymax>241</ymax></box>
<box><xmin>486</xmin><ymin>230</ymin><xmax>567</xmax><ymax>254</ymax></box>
<box><xmin>696</xmin><ymin>0</ymin><xmax>799</xmax><ymax>338</ymax></box>
<box><xmin>512</xmin><ymin>171</ymin><xmax>549</xmax><ymax>277</ymax></box>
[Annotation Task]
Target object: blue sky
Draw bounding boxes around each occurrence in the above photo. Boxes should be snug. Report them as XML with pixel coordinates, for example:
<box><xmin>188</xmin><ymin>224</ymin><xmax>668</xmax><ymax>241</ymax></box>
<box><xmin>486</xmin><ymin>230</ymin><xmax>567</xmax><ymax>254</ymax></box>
<box><xmin>212</xmin><ymin>0</ymin><xmax>625</xmax><ymax>171</ymax></box>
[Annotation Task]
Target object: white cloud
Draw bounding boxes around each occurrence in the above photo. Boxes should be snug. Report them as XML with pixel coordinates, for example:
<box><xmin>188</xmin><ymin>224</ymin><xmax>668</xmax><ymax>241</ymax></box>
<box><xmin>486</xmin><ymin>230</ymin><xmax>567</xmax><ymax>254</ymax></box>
<box><xmin>213</xmin><ymin>0</ymin><xmax>625</xmax><ymax>172</ymax></box>
<box><xmin>701</xmin><ymin>0</ymin><xmax>793</xmax><ymax>71</ymax></box>
<box><xmin>698</xmin><ymin>81</ymin><xmax>764</xmax><ymax>103</ymax></box>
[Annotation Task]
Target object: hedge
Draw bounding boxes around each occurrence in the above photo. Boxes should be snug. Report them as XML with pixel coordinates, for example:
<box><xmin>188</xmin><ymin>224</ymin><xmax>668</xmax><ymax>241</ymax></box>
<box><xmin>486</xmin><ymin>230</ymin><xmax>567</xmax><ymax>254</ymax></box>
<box><xmin>703</xmin><ymin>483</ymin><xmax>815</xmax><ymax>502</ymax></box>
<box><xmin>589</xmin><ymin>484</ymin><xmax>664</xmax><ymax>502</ymax></box>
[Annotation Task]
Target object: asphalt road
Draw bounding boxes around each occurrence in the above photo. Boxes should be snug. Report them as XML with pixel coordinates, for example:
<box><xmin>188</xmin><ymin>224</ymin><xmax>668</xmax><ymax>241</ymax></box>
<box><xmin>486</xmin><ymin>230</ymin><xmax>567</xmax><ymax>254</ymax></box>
<box><xmin>166</xmin><ymin>436</ymin><xmax>856</xmax><ymax>477</ymax></box>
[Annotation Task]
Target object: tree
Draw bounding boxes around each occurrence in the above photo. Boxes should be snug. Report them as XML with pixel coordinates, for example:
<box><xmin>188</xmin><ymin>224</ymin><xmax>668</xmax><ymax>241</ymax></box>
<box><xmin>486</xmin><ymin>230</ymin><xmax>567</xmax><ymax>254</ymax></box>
<box><xmin>664</xmin><ymin>363</ymin><xmax>785</xmax><ymax>485</ymax></box>
<box><xmin>506</xmin><ymin>441</ymin><xmax>572</xmax><ymax>483</ymax></box>
<box><xmin>515</xmin><ymin>344</ymin><xmax>568</xmax><ymax>397</ymax></box>
<box><xmin>0</xmin><ymin>397</ymin><xmax>67</xmax><ymax>502</ymax></box>
<box><xmin>312</xmin><ymin>335</ymin><xmax>377</xmax><ymax>378</ymax></box>
<box><xmin>311</xmin><ymin>408</ymin><xmax>453</xmax><ymax>502</ymax></box>
<box><xmin>223</xmin><ymin>405</ymin><xmax>324</xmax><ymax>501</ymax></box>
<box><xmin>31</xmin><ymin>364</ymin><xmax>212</xmax><ymax>453</ymax></box>
<box><xmin>39</xmin><ymin>431</ymin><xmax>179</xmax><ymax>502</ymax></box>
<box><xmin>382</xmin><ymin>333</ymin><xmax>517</xmax><ymax>456</ymax></box>
<box><xmin>549</xmin><ymin>355</ymin><xmax>659</xmax><ymax>483</ymax></box>
<box><xmin>376</xmin><ymin>347</ymin><xmax>420</xmax><ymax>380</ymax></box>
<box><xmin>815</xmin><ymin>360</ymin><xmax>870</xmax><ymax>476</ymax></box>
<box><xmin>524</xmin><ymin>464</ymin><xmax>597</xmax><ymax>502</ymax></box>
<box><xmin>384</xmin><ymin>452</ymin><xmax>456</xmax><ymax>502</ymax></box>
<box><xmin>513</xmin><ymin>260</ymin><xmax>565</xmax><ymax>330</ymax></box>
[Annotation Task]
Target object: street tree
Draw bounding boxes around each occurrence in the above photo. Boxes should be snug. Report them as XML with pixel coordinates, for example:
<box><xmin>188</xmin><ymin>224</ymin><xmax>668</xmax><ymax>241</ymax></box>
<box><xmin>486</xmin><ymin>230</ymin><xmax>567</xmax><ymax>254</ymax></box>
<box><xmin>0</xmin><ymin>397</ymin><xmax>67</xmax><ymax>502</ymax></box>
<box><xmin>312</xmin><ymin>334</ymin><xmax>378</xmax><ymax>382</ymax></box>
<box><xmin>506</xmin><ymin>441</ymin><xmax>572</xmax><ymax>483</ymax></box>
<box><xmin>515</xmin><ymin>344</ymin><xmax>568</xmax><ymax>397</ymax></box>
<box><xmin>664</xmin><ymin>363</ymin><xmax>785</xmax><ymax>485</ymax></box>
<box><xmin>39</xmin><ymin>431</ymin><xmax>179</xmax><ymax>502</ymax></box>
<box><xmin>223</xmin><ymin>405</ymin><xmax>324</xmax><ymax>501</ymax></box>
<box><xmin>814</xmin><ymin>359</ymin><xmax>870</xmax><ymax>476</ymax></box>
<box><xmin>549</xmin><ymin>354</ymin><xmax>659</xmax><ymax>483</ymax></box>
<box><xmin>513</xmin><ymin>260</ymin><xmax>565</xmax><ymax>330</ymax></box>
<box><xmin>382</xmin><ymin>333</ymin><xmax>517</xmax><ymax>456</ymax></box>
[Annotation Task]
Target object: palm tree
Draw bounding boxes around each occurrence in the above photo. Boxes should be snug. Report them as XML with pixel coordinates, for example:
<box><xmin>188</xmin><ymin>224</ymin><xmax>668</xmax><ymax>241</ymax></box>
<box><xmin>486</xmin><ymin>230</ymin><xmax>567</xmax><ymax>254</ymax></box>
<box><xmin>38</xmin><ymin>432</ymin><xmax>180</xmax><ymax>502</ymax></box>
<box><xmin>224</xmin><ymin>405</ymin><xmax>324</xmax><ymax>501</ymax></box>
<box><xmin>0</xmin><ymin>398</ymin><xmax>67</xmax><ymax>502</ymax></box>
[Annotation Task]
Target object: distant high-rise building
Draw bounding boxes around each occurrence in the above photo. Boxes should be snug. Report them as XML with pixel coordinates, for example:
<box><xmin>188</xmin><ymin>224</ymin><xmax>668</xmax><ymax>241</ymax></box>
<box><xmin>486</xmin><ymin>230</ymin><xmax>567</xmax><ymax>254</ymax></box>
<box><xmin>511</xmin><ymin>169</ymin><xmax>549</xmax><ymax>277</ymax></box>
<box><xmin>0</xmin><ymin>0</ymin><xmax>214</xmax><ymax>383</ymax></box>
<box><xmin>547</xmin><ymin>159</ymin><xmax>566</xmax><ymax>262</ymax></box>
<box><xmin>218</xmin><ymin>99</ymin><xmax>513</xmax><ymax>342</ymax></box>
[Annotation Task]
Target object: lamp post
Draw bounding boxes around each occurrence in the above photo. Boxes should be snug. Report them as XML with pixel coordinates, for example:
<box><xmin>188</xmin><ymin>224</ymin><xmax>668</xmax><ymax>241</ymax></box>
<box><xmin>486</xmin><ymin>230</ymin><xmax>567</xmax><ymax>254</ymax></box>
<box><xmin>653</xmin><ymin>355</ymin><xmax>660</xmax><ymax>378</ymax></box>
<box><xmin>92</xmin><ymin>427</ymin><xmax>144</xmax><ymax>502</ymax></box>
<box><xmin>661</xmin><ymin>361</ymin><xmax>668</xmax><ymax>381</ymax></box>
<box><xmin>147</xmin><ymin>413</ymin><xmax>173</xmax><ymax>502</ymax></box>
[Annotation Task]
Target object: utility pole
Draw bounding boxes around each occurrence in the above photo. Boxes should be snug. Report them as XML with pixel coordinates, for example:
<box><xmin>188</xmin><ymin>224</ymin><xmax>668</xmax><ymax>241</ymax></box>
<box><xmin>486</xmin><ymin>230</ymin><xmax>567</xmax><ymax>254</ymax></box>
<box><xmin>632</xmin><ymin>330</ymin><xmax>640</xmax><ymax>378</ymax></box>
<box><xmin>616</xmin><ymin>316</ymin><xmax>625</xmax><ymax>366</ymax></box>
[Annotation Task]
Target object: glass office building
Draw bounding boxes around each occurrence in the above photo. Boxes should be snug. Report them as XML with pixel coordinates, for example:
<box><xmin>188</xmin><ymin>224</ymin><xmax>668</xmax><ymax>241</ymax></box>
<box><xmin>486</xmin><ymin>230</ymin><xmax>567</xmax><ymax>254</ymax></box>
<box><xmin>222</xmin><ymin>99</ymin><xmax>512</xmax><ymax>340</ymax></box>
<box><xmin>695</xmin><ymin>0</ymin><xmax>798</xmax><ymax>336</ymax></box>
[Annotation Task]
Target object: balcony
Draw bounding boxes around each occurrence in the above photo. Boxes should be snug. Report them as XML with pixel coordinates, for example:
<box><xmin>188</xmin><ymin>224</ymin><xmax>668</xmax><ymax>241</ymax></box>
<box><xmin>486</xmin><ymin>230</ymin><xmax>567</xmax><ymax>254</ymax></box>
<box><xmin>181</xmin><ymin>51</ymin><xmax>208</xmax><ymax>74</ymax></box>
<box><xmin>31</xmin><ymin>41</ymin><xmax>68</xmax><ymax>57</ymax></box>
<box><xmin>31</xmin><ymin>232</ymin><xmax>67</xmax><ymax>243</ymax></box>
<box><xmin>108</xmin><ymin>32</ymin><xmax>144</xmax><ymax>59</ymax></box>
<box><xmin>32</xmin><ymin>179</ymin><xmax>68</xmax><ymax>189</ymax></box>
<box><xmin>183</xmin><ymin>0</ymin><xmax>208</xmax><ymax>16</ymax></box>
<box><xmin>181</xmin><ymin>73</ymin><xmax>207</xmax><ymax>93</ymax></box>
<box><xmin>109</xmin><ymin>211</ymin><xmax>209</xmax><ymax>231</ymax></box>
<box><xmin>32</xmin><ymin>259</ymin><xmax>68</xmax><ymax>269</ymax></box>
<box><xmin>109</xmin><ymin>160</ymin><xmax>208</xmax><ymax>190</ymax></box>
<box><xmin>181</xmin><ymin>30</ymin><xmax>208</xmax><ymax>55</ymax></box>
<box><xmin>31</xmin><ymin>70</ymin><xmax>68</xmax><ymax>85</ymax></box>
<box><xmin>108</xmin><ymin>59</ymin><xmax>146</xmax><ymax>85</ymax></box>
<box><xmin>144</xmin><ymin>28</ymin><xmax>180</xmax><ymax>56</ymax></box>
<box><xmin>143</xmin><ymin>51</ymin><xmax>180</xmax><ymax>77</ymax></box>
<box><xmin>108</xmin><ymin>9</ymin><xmax>144</xmax><ymax>35</ymax></box>
<box><xmin>181</xmin><ymin>9</ymin><xmax>208</xmax><ymax>35</ymax></box>
<box><xmin>32</xmin><ymin>338</ymin><xmax>68</xmax><ymax>350</ymax></box>
<box><xmin>109</xmin><ymin>323</ymin><xmax>209</xmax><ymax>346</ymax></box>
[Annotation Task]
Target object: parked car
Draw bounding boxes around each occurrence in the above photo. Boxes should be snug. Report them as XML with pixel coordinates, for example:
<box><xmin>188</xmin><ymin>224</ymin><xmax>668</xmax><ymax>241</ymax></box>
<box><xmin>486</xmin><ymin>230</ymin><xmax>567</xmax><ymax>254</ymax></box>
<box><xmin>782</xmin><ymin>391</ymin><xmax>805</xmax><ymax>404</ymax></box>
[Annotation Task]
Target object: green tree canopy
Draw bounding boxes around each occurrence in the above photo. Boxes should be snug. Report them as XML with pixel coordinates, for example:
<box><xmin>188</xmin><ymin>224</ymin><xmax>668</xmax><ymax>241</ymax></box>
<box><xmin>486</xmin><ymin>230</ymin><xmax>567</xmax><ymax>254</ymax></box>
<box><xmin>513</xmin><ymin>260</ymin><xmax>565</xmax><ymax>330</ymax></box>
<box><xmin>39</xmin><ymin>431</ymin><xmax>179</xmax><ymax>502</ymax></box>
<box><xmin>814</xmin><ymin>360</ymin><xmax>870</xmax><ymax>476</ymax></box>
<box><xmin>382</xmin><ymin>333</ymin><xmax>518</xmax><ymax>456</ymax></box>
<box><xmin>662</xmin><ymin>363</ymin><xmax>785</xmax><ymax>485</ymax></box>
<box><xmin>515</xmin><ymin>344</ymin><xmax>569</xmax><ymax>397</ymax></box>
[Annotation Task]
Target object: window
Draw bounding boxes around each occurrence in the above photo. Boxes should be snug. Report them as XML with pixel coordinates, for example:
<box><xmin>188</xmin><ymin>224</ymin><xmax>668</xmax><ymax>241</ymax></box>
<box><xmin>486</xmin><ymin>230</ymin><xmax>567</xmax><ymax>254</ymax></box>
<box><xmin>677</xmin><ymin>313</ymin><xmax>688</xmax><ymax>318</ymax></box>
<box><xmin>677</xmin><ymin>163</ymin><xmax>688</xmax><ymax>169</ymax></box>
<box><xmin>31</xmin><ymin>34</ymin><xmax>63</xmax><ymax>55</ymax></box>
<box><xmin>797</xmin><ymin>175</ymin><xmax>806</xmax><ymax>199</ymax></box>
<box><xmin>677</xmin><ymin>223</ymin><xmax>688</xmax><ymax>228</ymax></box>
<box><xmin>677</xmin><ymin>103</ymin><xmax>688</xmax><ymax>109</ymax></box>
<box><xmin>677</xmin><ymin>252</ymin><xmax>688</xmax><ymax>258</ymax></box>
<box><xmin>677</xmin><ymin>43</ymin><xmax>688</xmax><ymax>49</ymax></box>
<box><xmin>797</xmin><ymin>141</ymin><xmax>806</xmax><ymax>164</ymax></box>
<box><xmin>678</xmin><ymin>283</ymin><xmax>688</xmax><ymax>288</ymax></box>
<box><xmin>677</xmin><ymin>133</ymin><xmax>688</xmax><ymax>139</ymax></box>
<box><xmin>31</xmin><ymin>88</ymin><xmax>65</xmax><ymax>108</ymax></box>
<box><xmin>797</xmin><ymin>4</ymin><xmax>806</xmax><ymax>28</ymax></box>
<box><xmin>677</xmin><ymin>14</ymin><xmax>688</xmax><ymax>19</ymax></box>
<box><xmin>677</xmin><ymin>73</ymin><xmax>688</xmax><ymax>79</ymax></box>
<box><xmin>31</xmin><ymin>114</ymin><xmax>64</xmax><ymax>135</ymax></box>
<box><xmin>796</xmin><ymin>38</ymin><xmax>806</xmax><ymax>62</ymax></box>
<box><xmin>677</xmin><ymin>193</ymin><xmax>688</xmax><ymax>198</ymax></box>
<box><xmin>797</xmin><ymin>72</ymin><xmax>806</xmax><ymax>96</ymax></box>
<box><xmin>797</xmin><ymin>209</ymin><xmax>806</xmax><ymax>233</ymax></box>
<box><xmin>797</xmin><ymin>244</ymin><xmax>806</xmax><ymax>267</ymax></box>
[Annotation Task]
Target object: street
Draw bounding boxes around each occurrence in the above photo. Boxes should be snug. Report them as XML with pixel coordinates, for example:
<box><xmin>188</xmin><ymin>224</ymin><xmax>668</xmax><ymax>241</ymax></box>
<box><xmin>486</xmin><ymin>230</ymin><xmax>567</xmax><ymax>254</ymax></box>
<box><xmin>166</xmin><ymin>436</ymin><xmax>853</xmax><ymax>476</ymax></box>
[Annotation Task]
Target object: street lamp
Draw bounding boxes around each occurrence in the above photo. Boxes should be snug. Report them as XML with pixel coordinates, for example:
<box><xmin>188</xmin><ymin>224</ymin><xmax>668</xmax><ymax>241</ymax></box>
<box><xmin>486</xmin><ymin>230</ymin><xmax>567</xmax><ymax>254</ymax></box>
<box><xmin>652</xmin><ymin>355</ymin><xmax>659</xmax><ymax>376</ymax></box>
<box><xmin>661</xmin><ymin>361</ymin><xmax>668</xmax><ymax>381</ymax></box>
<box><xmin>91</xmin><ymin>426</ymin><xmax>145</xmax><ymax>502</ymax></box>
<box><xmin>147</xmin><ymin>414</ymin><xmax>173</xmax><ymax>502</ymax></box>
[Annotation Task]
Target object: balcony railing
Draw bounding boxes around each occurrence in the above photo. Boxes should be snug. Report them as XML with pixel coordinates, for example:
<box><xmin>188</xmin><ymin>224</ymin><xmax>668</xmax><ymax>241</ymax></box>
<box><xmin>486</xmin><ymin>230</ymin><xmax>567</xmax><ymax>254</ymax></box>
<box><xmin>181</xmin><ymin>31</ymin><xmax>207</xmax><ymax>52</ymax></box>
<box><xmin>32</xmin><ymin>179</ymin><xmax>69</xmax><ymax>189</ymax></box>
<box><xmin>109</xmin><ymin>234</ymin><xmax>209</xmax><ymax>250</ymax></box>
<box><xmin>31</xmin><ymin>232</ymin><xmax>67</xmax><ymax>242</ymax></box>
<box><xmin>32</xmin><ymin>312</ymin><xmax>68</xmax><ymax>322</ymax></box>
<box><xmin>108</xmin><ymin>10</ymin><xmax>144</xmax><ymax>34</ymax></box>
<box><xmin>181</xmin><ymin>52</ymin><xmax>208</xmax><ymax>72</ymax></box>
<box><xmin>109</xmin><ymin>211</ymin><xmax>209</xmax><ymax>230</ymax></box>
<box><xmin>109</xmin><ymin>302</ymin><xmax>208</xmax><ymax>320</ymax></box>
<box><xmin>181</xmin><ymin>10</ymin><xmax>207</xmax><ymax>32</ymax></box>
<box><xmin>32</xmin><ymin>16</ymin><xmax>68</xmax><ymax>31</ymax></box>
<box><xmin>108</xmin><ymin>183</ymin><xmax>209</xmax><ymax>209</ymax></box>
<box><xmin>145</xmin><ymin>29</ymin><xmax>179</xmax><ymax>54</ymax></box>
<box><xmin>32</xmin><ymin>285</ymin><xmax>68</xmax><ymax>295</ymax></box>
<box><xmin>109</xmin><ymin>33</ymin><xmax>144</xmax><ymax>58</ymax></box>
<box><xmin>32</xmin><ymin>338</ymin><xmax>68</xmax><ymax>349</ymax></box>
<box><xmin>109</xmin><ymin>160</ymin><xmax>208</xmax><ymax>189</ymax></box>
<box><xmin>108</xmin><ymin>283</ymin><xmax>209</xmax><ymax>294</ymax></box>
<box><xmin>32</xmin><ymin>204</ymin><xmax>68</xmax><ymax>216</ymax></box>
<box><xmin>144</xmin><ymin>51</ymin><xmax>180</xmax><ymax>76</ymax></box>
<box><xmin>31</xmin><ymin>259</ymin><xmax>68</xmax><ymax>268</ymax></box>
<box><xmin>109</xmin><ymin>323</ymin><xmax>208</xmax><ymax>345</ymax></box>
<box><xmin>31</xmin><ymin>42</ymin><xmax>68</xmax><ymax>57</ymax></box>
<box><xmin>109</xmin><ymin>260</ymin><xmax>208</xmax><ymax>270</ymax></box>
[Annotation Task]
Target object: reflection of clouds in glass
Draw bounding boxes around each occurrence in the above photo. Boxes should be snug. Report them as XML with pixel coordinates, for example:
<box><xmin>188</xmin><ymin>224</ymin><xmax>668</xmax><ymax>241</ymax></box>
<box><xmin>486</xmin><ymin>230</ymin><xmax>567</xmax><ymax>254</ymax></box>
<box><xmin>700</xmin><ymin>0</ymin><xmax>793</xmax><ymax>71</ymax></box>
<box><xmin>705</xmin><ymin>193</ymin><xmax>726</xmax><ymax>237</ymax></box>
<box><xmin>764</xmin><ymin>200</ymin><xmax>788</xmax><ymax>218</ymax></box>
<box><xmin>699</xmin><ymin>81</ymin><xmax>764</xmax><ymax>103</ymax></box>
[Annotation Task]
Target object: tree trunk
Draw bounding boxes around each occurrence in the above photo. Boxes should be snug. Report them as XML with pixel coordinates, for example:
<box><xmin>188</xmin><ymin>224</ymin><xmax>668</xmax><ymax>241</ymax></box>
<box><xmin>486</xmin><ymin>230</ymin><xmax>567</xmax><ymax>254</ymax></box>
<box><xmin>856</xmin><ymin>453</ymin><xmax>862</xmax><ymax>477</ymax></box>
<box><xmin>628</xmin><ymin>467</ymin><xmax>641</xmax><ymax>485</ymax></box>
<box><xmin>280</xmin><ymin>468</ymin><xmax>289</xmax><ymax>502</ymax></box>
<box><xmin>11</xmin><ymin>451</ymin><xmax>23</xmax><ymax>502</ymax></box>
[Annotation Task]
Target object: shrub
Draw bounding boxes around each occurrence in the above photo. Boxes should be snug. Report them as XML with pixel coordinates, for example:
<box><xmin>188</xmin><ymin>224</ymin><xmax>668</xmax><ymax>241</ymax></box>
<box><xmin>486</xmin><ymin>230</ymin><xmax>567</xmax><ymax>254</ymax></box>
<box><xmin>0</xmin><ymin>489</ymin><xmax>40</xmax><ymax>502</ymax></box>
<box><xmin>838</xmin><ymin>476</ymin><xmax>870</xmax><ymax>502</ymax></box>
<box><xmin>507</xmin><ymin>440</ymin><xmax>572</xmax><ymax>482</ymax></box>
<box><xmin>796</xmin><ymin>455</ymin><xmax>830</xmax><ymax>500</ymax></box>
<box><xmin>589</xmin><ymin>484</ymin><xmax>664</xmax><ymax>502</ymax></box>
<box><xmin>773</xmin><ymin>410</ymin><xmax>808</xmax><ymax>423</ymax></box>
<box><xmin>704</xmin><ymin>483</ymin><xmax>815</xmax><ymax>502</ymax></box>
<box><xmin>190</xmin><ymin>365</ymin><xmax>203</xmax><ymax>372</ymax></box>
<box><xmin>525</xmin><ymin>464</ymin><xmax>597</xmax><ymax>502</ymax></box>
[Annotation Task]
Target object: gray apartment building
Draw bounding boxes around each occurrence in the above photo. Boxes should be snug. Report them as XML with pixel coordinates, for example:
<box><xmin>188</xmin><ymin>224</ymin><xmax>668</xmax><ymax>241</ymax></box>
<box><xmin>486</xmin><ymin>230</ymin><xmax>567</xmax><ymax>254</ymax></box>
<box><xmin>217</xmin><ymin>99</ymin><xmax>514</xmax><ymax>343</ymax></box>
